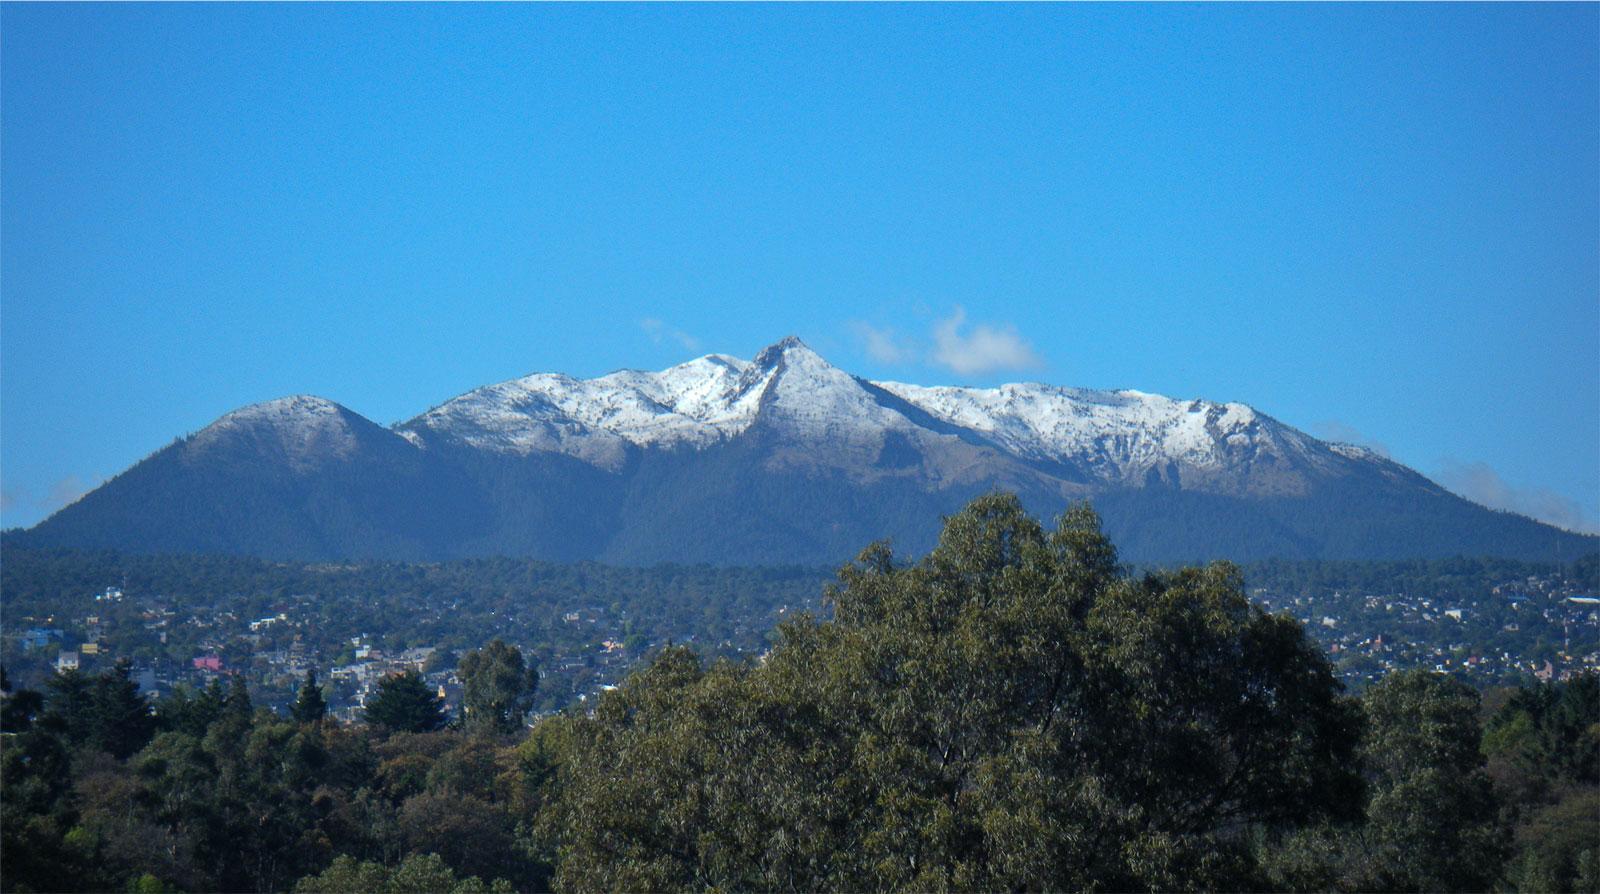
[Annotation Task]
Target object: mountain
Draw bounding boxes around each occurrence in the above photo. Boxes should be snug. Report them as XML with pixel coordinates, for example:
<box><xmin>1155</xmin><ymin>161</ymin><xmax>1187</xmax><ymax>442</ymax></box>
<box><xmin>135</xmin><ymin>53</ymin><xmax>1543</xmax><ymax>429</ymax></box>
<box><xmin>15</xmin><ymin>338</ymin><xmax>1595</xmax><ymax>564</ymax></box>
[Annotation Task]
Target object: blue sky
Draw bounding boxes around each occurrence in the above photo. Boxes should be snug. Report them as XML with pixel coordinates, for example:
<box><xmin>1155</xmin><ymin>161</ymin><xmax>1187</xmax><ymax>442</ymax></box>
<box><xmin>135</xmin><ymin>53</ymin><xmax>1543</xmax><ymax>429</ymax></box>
<box><xmin>3</xmin><ymin>4</ymin><xmax>1597</xmax><ymax>533</ymax></box>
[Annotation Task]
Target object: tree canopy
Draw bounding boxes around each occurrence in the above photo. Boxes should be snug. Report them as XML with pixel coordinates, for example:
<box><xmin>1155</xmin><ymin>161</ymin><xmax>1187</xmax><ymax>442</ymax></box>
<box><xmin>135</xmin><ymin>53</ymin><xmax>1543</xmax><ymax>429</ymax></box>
<box><xmin>2</xmin><ymin>494</ymin><xmax>1594</xmax><ymax>894</ymax></box>
<box><xmin>536</xmin><ymin>495</ymin><xmax>1364</xmax><ymax>891</ymax></box>
<box><xmin>459</xmin><ymin>639</ymin><xmax>538</xmax><ymax>736</ymax></box>
<box><xmin>364</xmin><ymin>671</ymin><xmax>447</xmax><ymax>734</ymax></box>
<box><xmin>291</xmin><ymin>669</ymin><xmax>327</xmax><ymax>725</ymax></box>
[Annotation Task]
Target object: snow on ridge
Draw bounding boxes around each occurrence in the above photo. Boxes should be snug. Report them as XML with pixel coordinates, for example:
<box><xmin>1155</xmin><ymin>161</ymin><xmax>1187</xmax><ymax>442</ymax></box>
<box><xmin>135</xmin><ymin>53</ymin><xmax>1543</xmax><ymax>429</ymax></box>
<box><xmin>1328</xmin><ymin>442</ymin><xmax>1386</xmax><ymax>462</ymax></box>
<box><xmin>870</xmin><ymin>380</ymin><xmax>1281</xmax><ymax>471</ymax></box>
<box><xmin>407</xmin><ymin>337</ymin><xmax>919</xmax><ymax>455</ymax></box>
<box><xmin>197</xmin><ymin>395</ymin><xmax>350</xmax><ymax>437</ymax></box>
<box><xmin>191</xmin><ymin>395</ymin><xmax>365</xmax><ymax>463</ymax></box>
<box><xmin>403</xmin><ymin>337</ymin><xmax>1328</xmax><ymax>479</ymax></box>
<box><xmin>408</xmin><ymin>352</ymin><xmax>772</xmax><ymax>454</ymax></box>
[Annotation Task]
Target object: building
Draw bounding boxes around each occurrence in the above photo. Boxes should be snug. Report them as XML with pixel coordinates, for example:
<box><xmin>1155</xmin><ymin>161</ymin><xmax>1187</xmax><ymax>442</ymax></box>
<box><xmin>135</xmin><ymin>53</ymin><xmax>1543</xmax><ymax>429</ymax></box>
<box><xmin>19</xmin><ymin>628</ymin><xmax>63</xmax><ymax>651</ymax></box>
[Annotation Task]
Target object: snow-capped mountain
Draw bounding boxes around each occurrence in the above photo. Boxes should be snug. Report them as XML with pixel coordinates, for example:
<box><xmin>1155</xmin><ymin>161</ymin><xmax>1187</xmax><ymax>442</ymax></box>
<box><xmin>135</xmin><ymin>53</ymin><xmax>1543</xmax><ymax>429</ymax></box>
<box><xmin>16</xmin><ymin>337</ymin><xmax>1593</xmax><ymax>565</ymax></box>
<box><xmin>191</xmin><ymin>395</ymin><xmax>406</xmax><ymax>471</ymax></box>
<box><xmin>403</xmin><ymin>337</ymin><xmax>927</xmax><ymax>458</ymax></box>
<box><xmin>399</xmin><ymin>336</ymin><xmax>1399</xmax><ymax>498</ymax></box>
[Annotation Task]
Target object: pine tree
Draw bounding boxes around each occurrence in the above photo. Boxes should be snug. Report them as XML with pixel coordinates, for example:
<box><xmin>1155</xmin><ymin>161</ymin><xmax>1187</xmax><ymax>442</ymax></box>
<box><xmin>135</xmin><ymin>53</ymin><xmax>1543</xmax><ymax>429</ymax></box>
<box><xmin>363</xmin><ymin>670</ymin><xmax>447</xmax><ymax>733</ymax></box>
<box><xmin>224</xmin><ymin>672</ymin><xmax>252</xmax><ymax>719</ymax></box>
<box><xmin>88</xmin><ymin>659</ymin><xmax>155</xmax><ymax>759</ymax></box>
<box><xmin>291</xmin><ymin>669</ymin><xmax>327</xmax><ymax>725</ymax></box>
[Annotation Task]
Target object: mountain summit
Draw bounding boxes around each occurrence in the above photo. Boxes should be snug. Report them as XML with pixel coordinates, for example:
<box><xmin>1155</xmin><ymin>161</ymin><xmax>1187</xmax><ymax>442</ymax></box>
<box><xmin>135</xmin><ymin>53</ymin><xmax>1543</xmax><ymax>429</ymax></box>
<box><xmin>16</xmin><ymin>338</ymin><xmax>1594</xmax><ymax>564</ymax></box>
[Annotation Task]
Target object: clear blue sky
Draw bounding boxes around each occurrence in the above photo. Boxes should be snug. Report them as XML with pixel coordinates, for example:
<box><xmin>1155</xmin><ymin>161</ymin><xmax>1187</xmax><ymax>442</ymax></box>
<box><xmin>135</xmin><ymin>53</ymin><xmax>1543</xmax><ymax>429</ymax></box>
<box><xmin>3</xmin><ymin>4</ymin><xmax>1597</xmax><ymax>533</ymax></box>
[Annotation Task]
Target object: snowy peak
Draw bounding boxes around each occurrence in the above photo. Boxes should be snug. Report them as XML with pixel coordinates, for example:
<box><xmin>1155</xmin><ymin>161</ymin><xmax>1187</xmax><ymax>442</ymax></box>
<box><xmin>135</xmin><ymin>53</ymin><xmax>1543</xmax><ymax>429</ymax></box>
<box><xmin>38</xmin><ymin>335</ymin><xmax>1580</xmax><ymax>566</ymax></box>
<box><xmin>394</xmin><ymin>338</ymin><xmax>1385</xmax><ymax>495</ymax></box>
<box><xmin>194</xmin><ymin>395</ymin><xmax>353</xmax><ymax>442</ymax></box>
<box><xmin>190</xmin><ymin>395</ymin><xmax>382</xmax><ymax>469</ymax></box>
<box><xmin>400</xmin><ymin>336</ymin><xmax>883</xmax><ymax>460</ymax></box>
<box><xmin>749</xmin><ymin>334</ymin><xmax>822</xmax><ymax>371</ymax></box>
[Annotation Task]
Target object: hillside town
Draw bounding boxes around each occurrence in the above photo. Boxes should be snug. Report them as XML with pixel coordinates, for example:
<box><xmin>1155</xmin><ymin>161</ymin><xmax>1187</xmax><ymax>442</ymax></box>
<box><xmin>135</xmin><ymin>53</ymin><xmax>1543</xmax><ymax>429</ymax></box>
<box><xmin>6</xmin><ymin>559</ymin><xmax>1597</xmax><ymax>723</ymax></box>
<box><xmin>1253</xmin><ymin>570</ymin><xmax>1600</xmax><ymax>686</ymax></box>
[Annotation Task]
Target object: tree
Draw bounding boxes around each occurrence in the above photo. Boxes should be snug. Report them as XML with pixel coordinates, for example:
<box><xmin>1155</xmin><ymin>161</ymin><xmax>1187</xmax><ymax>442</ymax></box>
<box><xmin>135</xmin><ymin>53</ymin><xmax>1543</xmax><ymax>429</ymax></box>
<box><xmin>1</xmin><ymin>679</ymin><xmax>44</xmax><ymax>734</ymax></box>
<box><xmin>38</xmin><ymin>662</ymin><xmax>155</xmax><ymax>759</ymax></box>
<box><xmin>1504</xmin><ymin>790</ymin><xmax>1600</xmax><ymax>894</ymax></box>
<box><xmin>42</xmin><ymin>667</ymin><xmax>94</xmax><ymax>741</ymax></box>
<box><xmin>292</xmin><ymin>853</ymin><xmax>513</xmax><ymax>894</ymax></box>
<box><xmin>459</xmin><ymin>640</ymin><xmax>538</xmax><ymax>736</ymax></box>
<box><xmin>538</xmin><ymin>494</ymin><xmax>1363</xmax><ymax>891</ymax></box>
<box><xmin>364</xmin><ymin>671</ymin><xmax>447</xmax><ymax>734</ymax></box>
<box><xmin>292</xmin><ymin>670</ymin><xmax>328</xmax><ymax>725</ymax></box>
<box><xmin>224</xmin><ymin>673</ymin><xmax>252</xmax><ymax>719</ymax></box>
<box><xmin>90</xmin><ymin>660</ymin><xmax>157</xmax><ymax>759</ymax></box>
<box><xmin>155</xmin><ymin>680</ymin><xmax>227</xmax><ymax>738</ymax></box>
<box><xmin>1351</xmin><ymin>669</ymin><xmax>1509</xmax><ymax>891</ymax></box>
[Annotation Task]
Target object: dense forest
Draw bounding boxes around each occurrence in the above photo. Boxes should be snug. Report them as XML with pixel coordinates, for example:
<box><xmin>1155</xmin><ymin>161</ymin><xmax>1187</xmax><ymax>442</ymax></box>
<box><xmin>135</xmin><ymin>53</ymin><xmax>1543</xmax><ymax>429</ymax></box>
<box><xmin>3</xmin><ymin>496</ymin><xmax>1598</xmax><ymax>892</ymax></box>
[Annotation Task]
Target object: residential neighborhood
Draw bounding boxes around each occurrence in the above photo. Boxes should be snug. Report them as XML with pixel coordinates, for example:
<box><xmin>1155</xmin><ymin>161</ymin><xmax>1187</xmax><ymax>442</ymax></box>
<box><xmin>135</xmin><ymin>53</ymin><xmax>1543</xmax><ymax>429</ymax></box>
<box><xmin>5</xmin><ymin>555</ymin><xmax>1596</xmax><ymax>724</ymax></box>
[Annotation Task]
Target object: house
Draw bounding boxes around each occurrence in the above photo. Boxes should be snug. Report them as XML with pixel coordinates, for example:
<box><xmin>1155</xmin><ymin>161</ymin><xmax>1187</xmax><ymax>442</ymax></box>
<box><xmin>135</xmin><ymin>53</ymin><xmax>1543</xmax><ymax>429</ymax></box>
<box><xmin>249</xmin><ymin>613</ymin><xmax>288</xmax><ymax>632</ymax></box>
<box><xmin>56</xmin><ymin>651</ymin><xmax>80</xmax><ymax>672</ymax></box>
<box><xmin>19</xmin><ymin>628</ymin><xmax>63</xmax><ymax>651</ymax></box>
<box><xmin>192</xmin><ymin>655</ymin><xmax>224</xmax><ymax>672</ymax></box>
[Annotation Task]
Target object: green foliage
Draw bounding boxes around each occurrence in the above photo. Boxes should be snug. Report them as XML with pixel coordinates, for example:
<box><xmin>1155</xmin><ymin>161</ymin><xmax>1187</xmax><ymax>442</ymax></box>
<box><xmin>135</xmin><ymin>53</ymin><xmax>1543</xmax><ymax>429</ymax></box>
<box><xmin>1503</xmin><ymin>789</ymin><xmax>1600</xmax><ymax>894</ymax></box>
<box><xmin>459</xmin><ymin>639</ymin><xmax>538</xmax><ymax>736</ymax></box>
<box><xmin>1486</xmin><ymin>674</ymin><xmax>1600</xmax><ymax>793</ymax></box>
<box><xmin>1356</xmin><ymin>670</ymin><xmax>1508</xmax><ymax>891</ymax></box>
<box><xmin>292</xmin><ymin>669</ymin><xmax>328</xmax><ymax>725</ymax></box>
<box><xmin>5</xmin><ymin>494</ymin><xmax>1595</xmax><ymax>894</ymax></box>
<box><xmin>363</xmin><ymin>671</ymin><xmax>447</xmax><ymax>734</ymax></box>
<box><xmin>0</xmin><ymin>686</ymin><xmax>45</xmax><ymax>734</ymax></box>
<box><xmin>537</xmin><ymin>496</ymin><xmax>1364</xmax><ymax>891</ymax></box>
<box><xmin>1262</xmin><ymin>669</ymin><xmax>1513</xmax><ymax>892</ymax></box>
<box><xmin>39</xmin><ymin>661</ymin><xmax>156</xmax><ymax>760</ymax></box>
<box><xmin>1485</xmin><ymin>673</ymin><xmax>1600</xmax><ymax>894</ymax></box>
<box><xmin>152</xmin><ymin>679</ymin><xmax>226</xmax><ymax>738</ymax></box>
<box><xmin>293</xmin><ymin>853</ymin><xmax>514</xmax><ymax>894</ymax></box>
<box><xmin>127</xmin><ymin>873</ymin><xmax>176</xmax><ymax>893</ymax></box>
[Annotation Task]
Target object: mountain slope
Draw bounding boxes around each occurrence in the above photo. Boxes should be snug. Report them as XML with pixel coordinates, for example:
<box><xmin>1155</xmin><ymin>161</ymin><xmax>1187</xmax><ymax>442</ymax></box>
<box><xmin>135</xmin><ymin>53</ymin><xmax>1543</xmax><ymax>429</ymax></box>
<box><xmin>17</xmin><ymin>339</ymin><xmax>1596</xmax><ymax>564</ymax></box>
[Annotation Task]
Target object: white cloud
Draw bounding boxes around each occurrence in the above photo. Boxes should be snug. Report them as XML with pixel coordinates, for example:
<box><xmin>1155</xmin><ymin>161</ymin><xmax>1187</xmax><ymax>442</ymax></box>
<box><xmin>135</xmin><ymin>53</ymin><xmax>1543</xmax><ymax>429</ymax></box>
<box><xmin>0</xmin><ymin>475</ymin><xmax>98</xmax><ymax>528</ymax></box>
<box><xmin>929</xmin><ymin>307</ymin><xmax>1043</xmax><ymax>376</ymax></box>
<box><xmin>1433</xmin><ymin>459</ymin><xmax>1599</xmax><ymax>535</ymax></box>
<box><xmin>639</xmin><ymin>318</ymin><xmax>701</xmax><ymax>352</ymax></box>
<box><xmin>1310</xmin><ymin>420</ymin><xmax>1392</xmax><ymax>458</ymax></box>
<box><xmin>45</xmin><ymin>475</ymin><xmax>92</xmax><ymax>511</ymax></box>
<box><xmin>849</xmin><ymin>321</ymin><xmax>913</xmax><ymax>365</ymax></box>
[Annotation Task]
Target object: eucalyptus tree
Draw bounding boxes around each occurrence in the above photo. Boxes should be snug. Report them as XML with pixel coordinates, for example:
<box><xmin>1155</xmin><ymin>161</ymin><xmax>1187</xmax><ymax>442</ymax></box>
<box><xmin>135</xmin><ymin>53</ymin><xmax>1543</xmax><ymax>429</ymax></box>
<box><xmin>538</xmin><ymin>494</ymin><xmax>1363</xmax><ymax>892</ymax></box>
